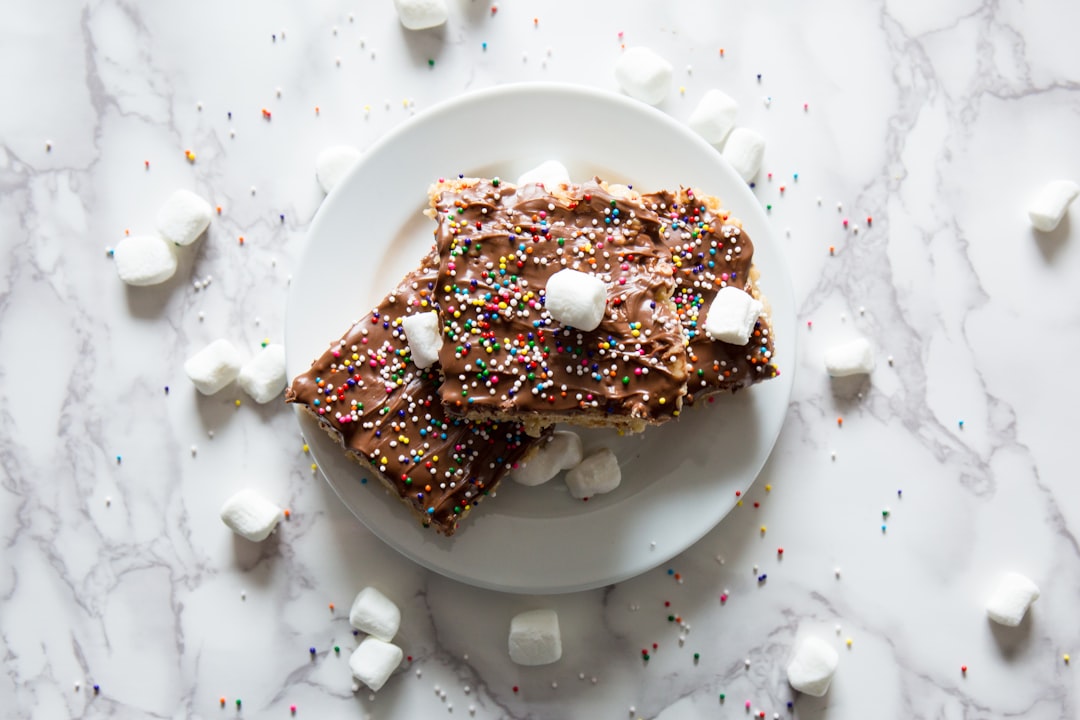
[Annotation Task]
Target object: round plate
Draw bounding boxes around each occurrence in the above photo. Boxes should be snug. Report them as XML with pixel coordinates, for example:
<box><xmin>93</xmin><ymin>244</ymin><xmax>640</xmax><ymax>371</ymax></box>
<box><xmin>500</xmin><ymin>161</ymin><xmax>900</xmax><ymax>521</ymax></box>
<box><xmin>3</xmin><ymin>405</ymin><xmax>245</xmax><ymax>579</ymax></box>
<box><xmin>286</xmin><ymin>83</ymin><xmax>795</xmax><ymax>594</ymax></box>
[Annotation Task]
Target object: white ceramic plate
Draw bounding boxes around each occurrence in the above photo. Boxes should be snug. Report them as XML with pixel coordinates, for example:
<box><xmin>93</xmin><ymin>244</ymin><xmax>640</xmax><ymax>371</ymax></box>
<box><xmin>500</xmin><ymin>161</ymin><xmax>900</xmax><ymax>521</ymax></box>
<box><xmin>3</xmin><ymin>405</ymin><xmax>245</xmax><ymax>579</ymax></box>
<box><xmin>286</xmin><ymin>83</ymin><xmax>795</xmax><ymax>594</ymax></box>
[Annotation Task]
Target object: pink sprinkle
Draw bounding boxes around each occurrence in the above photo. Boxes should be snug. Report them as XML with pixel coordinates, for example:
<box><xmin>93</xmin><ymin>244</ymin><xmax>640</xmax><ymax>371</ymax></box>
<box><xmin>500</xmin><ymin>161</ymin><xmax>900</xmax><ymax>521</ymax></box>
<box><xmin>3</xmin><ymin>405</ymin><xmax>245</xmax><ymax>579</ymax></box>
<box><xmin>745</xmin><ymin>701</ymin><xmax>752</xmax><ymax>709</ymax></box>
<box><xmin>720</xmin><ymin>593</ymin><xmax>728</xmax><ymax>603</ymax></box>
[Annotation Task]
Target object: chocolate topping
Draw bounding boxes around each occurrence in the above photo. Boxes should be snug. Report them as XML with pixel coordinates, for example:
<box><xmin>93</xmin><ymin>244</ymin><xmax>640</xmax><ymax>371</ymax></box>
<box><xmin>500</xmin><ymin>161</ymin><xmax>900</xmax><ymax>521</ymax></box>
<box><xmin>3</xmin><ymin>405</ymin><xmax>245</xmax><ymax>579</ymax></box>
<box><xmin>431</xmin><ymin>179</ymin><xmax>688</xmax><ymax>433</ymax></box>
<box><xmin>286</xmin><ymin>256</ymin><xmax>545</xmax><ymax>535</ymax></box>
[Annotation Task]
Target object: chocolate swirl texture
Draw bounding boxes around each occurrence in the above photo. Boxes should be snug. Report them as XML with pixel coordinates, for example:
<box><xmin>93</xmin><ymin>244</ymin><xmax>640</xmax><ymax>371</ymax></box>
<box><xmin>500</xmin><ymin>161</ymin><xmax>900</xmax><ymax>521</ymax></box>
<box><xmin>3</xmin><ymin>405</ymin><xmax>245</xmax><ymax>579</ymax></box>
<box><xmin>286</xmin><ymin>256</ymin><xmax>546</xmax><ymax>535</ymax></box>
<box><xmin>430</xmin><ymin>179</ymin><xmax>689</xmax><ymax>435</ymax></box>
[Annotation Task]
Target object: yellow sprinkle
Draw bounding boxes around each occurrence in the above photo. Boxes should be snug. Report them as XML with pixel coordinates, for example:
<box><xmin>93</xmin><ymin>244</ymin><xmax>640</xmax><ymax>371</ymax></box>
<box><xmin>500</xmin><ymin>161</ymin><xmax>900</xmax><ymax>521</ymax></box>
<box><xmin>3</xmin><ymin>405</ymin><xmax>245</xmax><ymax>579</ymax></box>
<box><xmin>845</xmin><ymin>638</ymin><xmax>853</xmax><ymax>648</ymax></box>
<box><xmin>310</xmin><ymin>463</ymin><xmax>318</xmax><ymax>471</ymax></box>
<box><xmin>736</xmin><ymin>500</ymin><xmax>742</xmax><ymax>507</ymax></box>
<box><xmin>679</xmin><ymin>86</ymin><xmax>686</xmax><ymax>94</ymax></box>
<box><xmin>658</xmin><ymin>398</ymin><xmax>666</xmax><ymax>405</ymax></box>
<box><xmin>760</xmin><ymin>525</ymin><xmax>766</xmax><ymax>533</ymax></box>
<box><xmin>234</xmin><ymin>399</ymin><xmax>241</xmax><ymax>407</ymax></box>
<box><xmin>765</xmin><ymin>484</ymin><xmax>772</xmax><ymax>492</ymax></box>
<box><xmin>431</xmin><ymin>455</ymin><xmax>439</xmax><ymax>462</ymax></box>
<box><xmin>1066</xmin><ymin>654</ymin><xmax>1071</xmax><ymax>663</ymax></box>
<box><xmin>380</xmin><ymin>457</ymin><xmax>388</xmax><ymax>465</ymax></box>
<box><xmin>302</xmin><ymin>444</ymin><xmax>309</xmax><ymax>453</ymax></box>
<box><xmin>184</xmin><ymin>150</ymin><xmax>196</xmax><ymax>162</ymax></box>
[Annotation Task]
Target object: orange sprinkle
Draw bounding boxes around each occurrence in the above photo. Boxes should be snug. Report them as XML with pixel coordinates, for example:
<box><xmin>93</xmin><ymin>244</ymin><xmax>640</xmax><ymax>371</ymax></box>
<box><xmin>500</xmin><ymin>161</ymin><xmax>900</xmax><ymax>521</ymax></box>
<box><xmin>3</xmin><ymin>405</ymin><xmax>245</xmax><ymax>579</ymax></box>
<box><xmin>220</xmin><ymin>698</ymin><xmax>226</xmax><ymax>707</ymax></box>
<box><xmin>828</xmin><ymin>245</ymin><xmax>835</xmax><ymax>255</ymax></box>
<box><xmin>215</xmin><ymin>205</ymin><xmax>222</xmax><ymax>214</ymax></box>
<box><xmin>328</xmin><ymin>603</ymin><xmax>335</xmax><ymax>612</ymax></box>
<box><xmin>837</xmin><ymin>417</ymin><xmax>843</xmax><ymax>427</ymax></box>
<box><xmin>262</xmin><ymin>108</ymin><xmax>272</xmax><ymax>119</ymax></box>
<box><xmin>184</xmin><ymin>150</ymin><xmax>195</xmax><ymax>162</ymax></box>
<box><xmin>315</xmin><ymin>105</ymin><xmax>320</xmax><ymax>114</ymax></box>
<box><xmin>124</xmin><ymin>229</ymin><xmax>130</xmax><ymax>236</ymax></box>
<box><xmin>283</xmin><ymin>508</ymin><xmax>291</xmax><ymax>519</ymax></box>
<box><xmin>238</xmin><ymin>236</ymin><xmax>245</xmax><ymax>245</ymax></box>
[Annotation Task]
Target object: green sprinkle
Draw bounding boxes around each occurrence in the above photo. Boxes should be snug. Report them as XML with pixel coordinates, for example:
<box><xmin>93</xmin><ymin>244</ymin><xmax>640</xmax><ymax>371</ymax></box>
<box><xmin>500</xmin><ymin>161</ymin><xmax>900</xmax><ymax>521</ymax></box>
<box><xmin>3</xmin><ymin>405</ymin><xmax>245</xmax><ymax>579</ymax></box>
<box><xmin>557</xmin><ymin>238</ymin><xmax>564</xmax><ymax>246</ymax></box>
<box><xmin>719</xmin><ymin>693</ymin><xmax>726</xmax><ymax>702</ymax></box>
<box><xmin>667</xmin><ymin>614</ymin><xmax>675</xmax><ymax>622</ymax></box>
<box><xmin>693</xmin><ymin>652</ymin><xmax>700</xmax><ymax>661</ymax></box>
<box><xmin>428</xmin><ymin>58</ymin><xmax>435</xmax><ymax>67</ymax></box>
<box><xmin>334</xmin><ymin>645</ymin><xmax>340</xmax><ymax>654</ymax></box>
<box><xmin>236</xmin><ymin>699</ymin><xmax>242</xmax><ymax>708</ymax></box>
<box><xmin>622</xmin><ymin>376</ymin><xmax>630</xmax><ymax>385</ymax></box>
<box><xmin>492</xmin><ymin>177</ymin><xmax>500</xmax><ymax>187</ymax></box>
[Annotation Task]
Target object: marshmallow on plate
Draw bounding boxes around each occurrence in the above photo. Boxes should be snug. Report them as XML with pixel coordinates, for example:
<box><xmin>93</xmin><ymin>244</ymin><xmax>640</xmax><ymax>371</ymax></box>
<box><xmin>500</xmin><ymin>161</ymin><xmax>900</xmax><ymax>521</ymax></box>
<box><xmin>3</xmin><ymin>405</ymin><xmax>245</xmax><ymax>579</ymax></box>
<box><xmin>185</xmin><ymin>339</ymin><xmax>244</xmax><ymax>395</ymax></box>
<box><xmin>986</xmin><ymin>572</ymin><xmax>1040</xmax><ymax>626</ymax></box>
<box><xmin>511</xmin><ymin>431</ymin><xmax>584</xmax><ymax>486</ymax></box>
<box><xmin>349</xmin><ymin>637</ymin><xmax>404</xmax><ymax>692</ymax></box>
<box><xmin>349</xmin><ymin>587</ymin><xmax>401</xmax><ymax>642</ymax></box>
<box><xmin>392</xmin><ymin>0</ymin><xmax>447</xmax><ymax>30</ymax></box>
<box><xmin>545</xmin><ymin>269</ymin><xmax>607</xmax><ymax>331</ymax></box>
<box><xmin>113</xmin><ymin>235</ymin><xmax>178</xmax><ymax>286</ymax></box>
<box><xmin>517</xmin><ymin>160</ymin><xmax>571</xmax><ymax>191</ymax></box>
<box><xmin>1027</xmin><ymin>180</ymin><xmax>1079</xmax><ymax>232</ymax></box>
<box><xmin>156</xmin><ymin>189</ymin><xmax>212</xmax><ymax>246</ymax></box>
<box><xmin>705</xmin><ymin>286</ymin><xmax>763</xmax><ymax>345</ymax></box>
<box><xmin>824</xmin><ymin>338</ymin><xmax>875</xmax><ymax>377</ymax></box>
<box><xmin>400</xmin><ymin>311</ymin><xmax>443</xmax><ymax>369</ymax></box>
<box><xmin>564</xmin><ymin>448</ymin><xmax>621</xmax><ymax>499</ymax></box>
<box><xmin>508</xmin><ymin>609</ymin><xmax>562</xmax><ymax>666</ymax></box>
<box><xmin>722</xmin><ymin>127</ymin><xmax>766</xmax><ymax>182</ymax></box>
<box><xmin>220</xmin><ymin>489</ymin><xmax>283</xmax><ymax>542</ymax></box>
<box><xmin>689</xmin><ymin>89</ymin><xmax>739</xmax><ymax>146</ymax></box>
<box><xmin>237</xmin><ymin>344</ymin><xmax>286</xmax><ymax>404</ymax></box>
<box><xmin>614</xmin><ymin>47</ymin><xmax>672</xmax><ymax>106</ymax></box>
<box><xmin>316</xmin><ymin>145</ymin><xmax>362</xmax><ymax>194</ymax></box>
<box><xmin>786</xmin><ymin>635</ymin><xmax>839</xmax><ymax>697</ymax></box>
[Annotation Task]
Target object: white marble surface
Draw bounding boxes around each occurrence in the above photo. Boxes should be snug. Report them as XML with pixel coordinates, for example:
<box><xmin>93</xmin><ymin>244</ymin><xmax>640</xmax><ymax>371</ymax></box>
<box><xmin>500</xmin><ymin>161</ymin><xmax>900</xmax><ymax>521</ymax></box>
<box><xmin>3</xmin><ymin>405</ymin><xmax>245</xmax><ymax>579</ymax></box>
<box><xmin>3</xmin><ymin>1</ymin><xmax>1080</xmax><ymax>718</ymax></box>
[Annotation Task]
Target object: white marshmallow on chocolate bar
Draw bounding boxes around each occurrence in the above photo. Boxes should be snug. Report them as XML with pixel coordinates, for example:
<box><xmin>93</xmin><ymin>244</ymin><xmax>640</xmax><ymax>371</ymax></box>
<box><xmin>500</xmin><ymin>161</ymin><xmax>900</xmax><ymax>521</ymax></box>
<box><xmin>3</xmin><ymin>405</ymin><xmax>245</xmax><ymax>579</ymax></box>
<box><xmin>786</xmin><ymin>635</ymin><xmax>839</xmax><ymax>697</ymax></box>
<box><xmin>401</xmin><ymin>311</ymin><xmax>443</xmax><ymax>369</ymax></box>
<box><xmin>185</xmin><ymin>338</ymin><xmax>244</xmax><ymax>395</ymax></box>
<box><xmin>349</xmin><ymin>587</ymin><xmax>401</xmax><ymax>642</ymax></box>
<box><xmin>316</xmin><ymin>145</ymin><xmax>362</xmax><ymax>194</ymax></box>
<box><xmin>614</xmin><ymin>47</ymin><xmax>672</xmax><ymax>106</ymax></box>
<box><xmin>564</xmin><ymin>448</ymin><xmax>621</xmax><ymax>499</ymax></box>
<box><xmin>393</xmin><ymin>0</ymin><xmax>447</xmax><ymax>30</ymax></box>
<box><xmin>824</xmin><ymin>337</ymin><xmax>875</xmax><ymax>377</ymax></box>
<box><xmin>508</xmin><ymin>609</ymin><xmax>562</xmax><ymax>666</ymax></box>
<box><xmin>156</xmin><ymin>189</ymin><xmax>212</xmax><ymax>246</ymax></box>
<box><xmin>1027</xmin><ymin>180</ymin><xmax>1079</xmax><ymax>232</ymax></box>
<box><xmin>511</xmin><ymin>431</ymin><xmax>584</xmax><ymax>486</ymax></box>
<box><xmin>722</xmin><ymin>127</ymin><xmax>767</xmax><ymax>182</ymax></box>
<box><xmin>113</xmin><ymin>235</ymin><xmax>178</xmax><ymax>286</ymax></box>
<box><xmin>517</xmin><ymin>160</ymin><xmax>571</xmax><ymax>191</ymax></box>
<box><xmin>237</xmin><ymin>344</ymin><xmax>287</xmax><ymax>404</ymax></box>
<box><xmin>545</xmin><ymin>269</ymin><xmax>607</xmax><ymax>331</ymax></box>
<box><xmin>689</xmin><ymin>89</ymin><xmax>739</xmax><ymax>146</ymax></box>
<box><xmin>705</xmin><ymin>286</ymin><xmax>763</xmax><ymax>345</ymax></box>
<box><xmin>349</xmin><ymin>637</ymin><xmax>403</xmax><ymax>692</ymax></box>
<box><xmin>220</xmin><ymin>488</ymin><xmax>282</xmax><ymax>542</ymax></box>
<box><xmin>986</xmin><ymin>572</ymin><xmax>1040</xmax><ymax>627</ymax></box>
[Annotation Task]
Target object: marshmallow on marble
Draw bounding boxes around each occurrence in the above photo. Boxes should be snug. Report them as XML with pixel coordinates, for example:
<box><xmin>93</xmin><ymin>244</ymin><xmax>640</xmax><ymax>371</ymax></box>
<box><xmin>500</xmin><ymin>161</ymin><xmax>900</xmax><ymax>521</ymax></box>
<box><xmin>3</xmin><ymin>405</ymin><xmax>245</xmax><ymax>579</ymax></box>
<box><xmin>824</xmin><ymin>337</ymin><xmax>875</xmax><ymax>377</ymax></box>
<box><xmin>986</xmin><ymin>572</ymin><xmax>1040</xmax><ymax>627</ymax></box>
<box><xmin>614</xmin><ymin>47</ymin><xmax>673</xmax><ymax>106</ymax></box>
<box><xmin>113</xmin><ymin>235</ymin><xmax>178</xmax><ymax>286</ymax></box>
<box><xmin>508</xmin><ymin>609</ymin><xmax>562</xmax><ymax>666</ymax></box>
<box><xmin>316</xmin><ymin>145</ymin><xmax>363</xmax><ymax>194</ymax></box>
<box><xmin>517</xmin><ymin>160</ymin><xmax>571</xmax><ymax>191</ymax></box>
<box><xmin>237</xmin><ymin>344</ymin><xmax>287</xmax><ymax>404</ymax></box>
<box><xmin>1027</xmin><ymin>180</ymin><xmax>1079</xmax><ymax>232</ymax></box>
<box><xmin>349</xmin><ymin>637</ymin><xmax>404</xmax><ymax>692</ymax></box>
<box><xmin>392</xmin><ymin>0</ymin><xmax>448</xmax><ymax>30</ymax></box>
<box><xmin>545</xmin><ymin>269</ymin><xmax>607</xmax><ymax>331</ymax></box>
<box><xmin>564</xmin><ymin>448</ymin><xmax>621</xmax><ymax>500</ymax></box>
<box><xmin>401</xmin><ymin>311</ymin><xmax>443</xmax><ymax>369</ymax></box>
<box><xmin>705</xmin><ymin>286</ymin><xmax>763</xmax><ymax>345</ymax></box>
<box><xmin>156</xmin><ymin>189</ymin><xmax>213</xmax><ymax>246</ymax></box>
<box><xmin>722</xmin><ymin>127</ymin><xmax>767</xmax><ymax>182</ymax></box>
<box><xmin>786</xmin><ymin>636</ymin><xmax>839</xmax><ymax>697</ymax></box>
<box><xmin>511</xmin><ymin>431</ymin><xmax>584</xmax><ymax>487</ymax></box>
<box><xmin>220</xmin><ymin>488</ymin><xmax>283</xmax><ymax>542</ymax></box>
<box><xmin>688</xmin><ymin>89</ymin><xmax>739</xmax><ymax>146</ymax></box>
<box><xmin>349</xmin><ymin>586</ymin><xmax>401</xmax><ymax>642</ymax></box>
<box><xmin>184</xmin><ymin>338</ymin><xmax>244</xmax><ymax>395</ymax></box>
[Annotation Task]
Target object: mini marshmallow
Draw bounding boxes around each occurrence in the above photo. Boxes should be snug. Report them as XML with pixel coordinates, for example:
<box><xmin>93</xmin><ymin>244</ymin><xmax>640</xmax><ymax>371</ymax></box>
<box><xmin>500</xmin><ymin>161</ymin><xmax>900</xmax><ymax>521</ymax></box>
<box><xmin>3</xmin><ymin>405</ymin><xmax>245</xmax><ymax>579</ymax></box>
<box><xmin>401</xmin><ymin>311</ymin><xmax>443</xmax><ymax>369</ymax></box>
<box><xmin>1027</xmin><ymin>180</ymin><xmax>1079</xmax><ymax>232</ymax></box>
<box><xmin>184</xmin><ymin>339</ymin><xmax>244</xmax><ymax>394</ymax></box>
<box><xmin>220</xmin><ymin>488</ymin><xmax>282</xmax><ymax>542</ymax></box>
<box><xmin>237</xmin><ymin>344</ymin><xmax>286</xmax><ymax>404</ymax></box>
<box><xmin>614</xmin><ymin>47</ymin><xmax>673</xmax><ymax>106</ymax></box>
<box><xmin>704</xmin><ymin>286</ymin><xmax>763</xmax><ymax>345</ymax></box>
<box><xmin>786</xmin><ymin>636</ymin><xmax>839</xmax><ymax>697</ymax></box>
<box><xmin>508</xmin><ymin>609</ymin><xmax>562</xmax><ymax>666</ymax></box>
<box><xmin>722</xmin><ymin>127</ymin><xmax>767</xmax><ymax>182</ymax></box>
<box><xmin>113</xmin><ymin>235</ymin><xmax>178</xmax><ymax>286</ymax></box>
<box><xmin>315</xmin><ymin>145</ymin><xmax>363</xmax><ymax>194</ymax></box>
<box><xmin>392</xmin><ymin>0</ymin><xmax>447</xmax><ymax>30</ymax></box>
<box><xmin>986</xmin><ymin>572</ymin><xmax>1040</xmax><ymax>627</ymax></box>
<box><xmin>824</xmin><ymin>337</ymin><xmax>875</xmax><ymax>377</ymax></box>
<box><xmin>564</xmin><ymin>448</ymin><xmax>621</xmax><ymax>499</ymax></box>
<box><xmin>349</xmin><ymin>637</ymin><xmax>403</xmax><ymax>692</ymax></box>
<box><xmin>688</xmin><ymin>89</ymin><xmax>739</xmax><ymax>145</ymax></box>
<box><xmin>156</xmin><ymin>189</ymin><xmax>212</xmax><ymax>246</ymax></box>
<box><xmin>349</xmin><ymin>587</ymin><xmax>401</xmax><ymax>642</ymax></box>
<box><xmin>516</xmin><ymin>160</ymin><xmax>571</xmax><ymax>191</ymax></box>
<box><xmin>511</xmin><ymin>431</ymin><xmax>584</xmax><ymax>486</ymax></box>
<box><xmin>545</xmin><ymin>269</ymin><xmax>607</xmax><ymax>331</ymax></box>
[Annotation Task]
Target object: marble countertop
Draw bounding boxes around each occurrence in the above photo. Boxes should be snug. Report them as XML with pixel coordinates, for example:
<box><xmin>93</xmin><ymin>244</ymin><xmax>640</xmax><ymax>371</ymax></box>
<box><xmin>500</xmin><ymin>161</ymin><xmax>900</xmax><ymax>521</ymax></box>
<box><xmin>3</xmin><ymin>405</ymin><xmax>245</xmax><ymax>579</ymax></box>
<box><xmin>4</xmin><ymin>1</ymin><xmax>1080</xmax><ymax>718</ymax></box>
